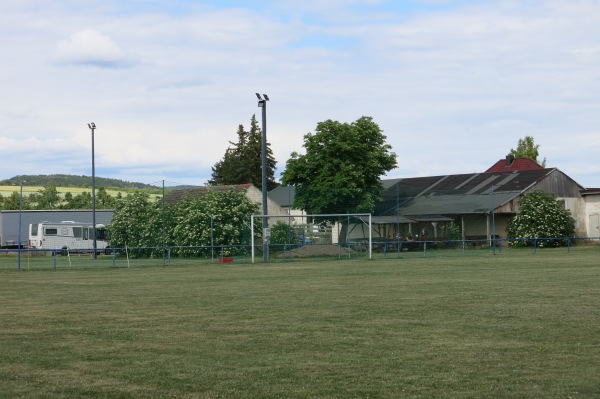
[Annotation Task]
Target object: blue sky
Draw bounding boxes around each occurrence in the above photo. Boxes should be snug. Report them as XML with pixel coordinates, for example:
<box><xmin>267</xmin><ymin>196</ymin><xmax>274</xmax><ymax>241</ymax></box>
<box><xmin>1</xmin><ymin>0</ymin><xmax>599</xmax><ymax>188</ymax></box>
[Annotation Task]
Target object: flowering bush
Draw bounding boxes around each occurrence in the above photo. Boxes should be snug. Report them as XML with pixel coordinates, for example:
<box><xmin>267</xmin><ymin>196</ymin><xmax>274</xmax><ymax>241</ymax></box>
<box><xmin>507</xmin><ymin>190</ymin><xmax>575</xmax><ymax>247</ymax></box>
<box><xmin>108</xmin><ymin>189</ymin><xmax>259</xmax><ymax>257</ymax></box>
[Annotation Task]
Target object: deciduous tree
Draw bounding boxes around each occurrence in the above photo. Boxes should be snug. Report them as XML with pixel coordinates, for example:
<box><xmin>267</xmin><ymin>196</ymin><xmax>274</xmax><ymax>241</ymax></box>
<box><xmin>281</xmin><ymin>116</ymin><xmax>397</xmax><ymax>217</ymax></box>
<box><xmin>1</xmin><ymin>191</ymin><xmax>30</xmax><ymax>210</ymax></box>
<box><xmin>510</xmin><ymin>136</ymin><xmax>546</xmax><ymax>167</ymax></box>
<box><xmin>36</xmin><ymin>181</ymin><xmax>60</xmax><ymax>209</ymax></box>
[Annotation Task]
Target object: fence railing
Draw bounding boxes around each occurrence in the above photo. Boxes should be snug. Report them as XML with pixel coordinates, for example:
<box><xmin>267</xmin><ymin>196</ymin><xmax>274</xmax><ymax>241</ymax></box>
<box><xmin>1</xmin><ymin>237</ymin><xmax>598</xmax><ymax>270</ymax></box>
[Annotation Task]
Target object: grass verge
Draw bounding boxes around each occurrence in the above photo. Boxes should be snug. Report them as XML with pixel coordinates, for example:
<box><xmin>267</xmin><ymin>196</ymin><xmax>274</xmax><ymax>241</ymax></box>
<box><xmin>1</xmin><ymin>254</ymin><xmax>599</xmax><ymax>398</ymax></box>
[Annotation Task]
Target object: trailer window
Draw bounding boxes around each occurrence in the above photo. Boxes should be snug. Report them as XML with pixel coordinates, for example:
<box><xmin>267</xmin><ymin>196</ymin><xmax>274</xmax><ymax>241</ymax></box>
<box><xmin>31</xmin><ymin>224</ymin><xmax>38</xmax><ymax>236</ymax></box>
<box><xmin>96</xmin><ymin>228</ymin><xmax>107</xmax><ymax>240</ymax></box>
<box><xmin>73</xmin><ymin>227</ymin><xmax>82</xmax><ymax>238</ymax></box>
<box><xmin>44</xmin><ymin>228</ymin><xmax>58</xmax><ymax>236</ymax></box>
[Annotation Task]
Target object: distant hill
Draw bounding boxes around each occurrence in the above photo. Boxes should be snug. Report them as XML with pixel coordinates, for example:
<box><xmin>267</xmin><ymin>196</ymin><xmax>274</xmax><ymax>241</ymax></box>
<box><xmin>0</xmin><ymin>174</ymin><xmax>160</xmax><ymax>189</ymax></box>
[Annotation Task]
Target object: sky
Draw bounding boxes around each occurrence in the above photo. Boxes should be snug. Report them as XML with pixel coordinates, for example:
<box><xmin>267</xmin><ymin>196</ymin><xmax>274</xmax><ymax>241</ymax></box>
<box><xmin>1</xmin><ymin>0</ymin><xmax>599</xmax><ymax>188</ymax></box>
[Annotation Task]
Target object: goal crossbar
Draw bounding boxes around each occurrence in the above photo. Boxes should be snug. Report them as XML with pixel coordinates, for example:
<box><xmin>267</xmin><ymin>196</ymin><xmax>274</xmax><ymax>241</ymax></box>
<box><xmin>250</xmin><ymin>213</ymin><xmax>372</xmax><ymax>263</ymax></box>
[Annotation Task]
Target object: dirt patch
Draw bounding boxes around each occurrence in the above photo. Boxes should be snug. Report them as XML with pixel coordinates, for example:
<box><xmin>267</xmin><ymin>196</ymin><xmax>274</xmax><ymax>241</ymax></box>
<box><xmin>279</xmin><ymin>244</ymin><xmax>351</xmax><ymax>258</ymax></box>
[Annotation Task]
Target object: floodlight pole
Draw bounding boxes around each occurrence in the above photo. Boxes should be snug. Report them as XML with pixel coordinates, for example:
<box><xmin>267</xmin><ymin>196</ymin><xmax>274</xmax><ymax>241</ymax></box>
<box><xmin>18</xmin><ymin>180</ymin><xmax>24</xmax><ymax>271</ymax></box>
<box><xmin>88</xmin><ymin>122</ymin><xmax>97</xmax><ymax>259</ymax></box>
<box><xmin>256</xmin><ymin>93</ymin><xmax>269</xmax><ymax>262</ymax></box>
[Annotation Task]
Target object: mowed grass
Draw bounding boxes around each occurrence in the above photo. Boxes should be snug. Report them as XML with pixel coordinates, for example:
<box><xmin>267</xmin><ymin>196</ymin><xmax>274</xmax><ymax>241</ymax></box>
<box><xmin>0</xmin><ymin>254</ymin><xmax>599</xmax><ymax>398</ymax></box>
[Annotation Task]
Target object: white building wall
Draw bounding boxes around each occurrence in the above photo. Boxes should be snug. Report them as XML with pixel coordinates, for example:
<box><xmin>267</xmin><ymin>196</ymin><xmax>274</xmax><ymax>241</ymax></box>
<box><xmin>584</xmin><ymin>194</ymin><xmax>600</xmax><ymax>238</ymax></box>
<box><xmin>559</xmin><ymin>197</ymin><xmax>587</xmax><ymax>237</ymax></box>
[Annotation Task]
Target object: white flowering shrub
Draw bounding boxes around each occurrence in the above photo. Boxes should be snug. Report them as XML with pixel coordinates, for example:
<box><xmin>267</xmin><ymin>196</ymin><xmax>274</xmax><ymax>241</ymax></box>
<box><xmin>108</xmin><ymin>192</ymin><xmax>163</xmax><ymax>254</ymax></box>
<box><xmin>172</xmin><ymin>190</ymin><xmax>258</xmax><ymax>256</ymax></box>
<box><xmin>108</xmin><ymin>189</ymin><xmax>259</xmax><ymax>257</ymax></box>
<box><xmin>507</xmin><ymin>190</ymin><xmax>575</xmax><ymax>247</ymax></box>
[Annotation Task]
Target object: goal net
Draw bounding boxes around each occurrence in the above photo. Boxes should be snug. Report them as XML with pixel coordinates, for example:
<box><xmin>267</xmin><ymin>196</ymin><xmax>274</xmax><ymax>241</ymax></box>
<box><xmin>250</xmin><ymin>213</ymin><xmax>372</xmax><ymax>263</ymax></box>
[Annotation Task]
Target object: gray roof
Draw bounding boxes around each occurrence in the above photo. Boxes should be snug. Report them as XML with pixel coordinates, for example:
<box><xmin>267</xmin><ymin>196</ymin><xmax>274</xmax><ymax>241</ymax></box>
<box><xmin>269</xmin><ymin>168</ymin><xmax>584</xmax><ymax>218</ymax></box>
<box><xmin>376</xmin><ymin>168</ymin><xmax>562</xmax><ymax>216</ymax></box>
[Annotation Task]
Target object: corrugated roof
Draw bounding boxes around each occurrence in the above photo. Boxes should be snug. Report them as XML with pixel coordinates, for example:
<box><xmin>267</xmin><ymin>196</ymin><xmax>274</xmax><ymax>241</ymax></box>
<box><xmin>267</xmin><ymin>167</ymin><xmax>585</xmax><ymax>218</ymax></box>
<box><xmin>375</xmin><ymin>169</ymin><xmax>555</xmax><ymax>216</ymax></box>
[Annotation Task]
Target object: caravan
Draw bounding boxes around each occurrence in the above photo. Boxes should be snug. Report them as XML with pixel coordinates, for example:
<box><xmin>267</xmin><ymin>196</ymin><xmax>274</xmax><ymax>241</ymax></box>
<box><xmin>29</xmin><ymin>221</ymin><xmax>109</xmax><ymax>253</ymax></box>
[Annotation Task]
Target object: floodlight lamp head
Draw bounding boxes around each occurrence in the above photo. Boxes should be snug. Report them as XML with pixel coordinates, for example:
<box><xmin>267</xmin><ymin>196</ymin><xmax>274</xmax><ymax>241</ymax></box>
<box><xmin>255</xmin><ymin>93</ymin><xmax>263</xmax><ymax>100</ymax></box>
<box><xmin>263</xmin><ymin>94</ymin><xmax>269</xmax><ymax>101</ymax></box>
<box><xmin>88</xmin><ymin>122</ymin><xmax>96</xmax><ymax>129</ymax></box>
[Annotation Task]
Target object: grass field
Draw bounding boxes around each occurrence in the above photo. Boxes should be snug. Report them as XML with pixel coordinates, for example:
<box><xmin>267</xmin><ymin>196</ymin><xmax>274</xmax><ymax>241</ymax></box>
<box><xmin>1</xmin><ymin>253</ymin><xmax>599</xmax><ymax>398</ymax></box>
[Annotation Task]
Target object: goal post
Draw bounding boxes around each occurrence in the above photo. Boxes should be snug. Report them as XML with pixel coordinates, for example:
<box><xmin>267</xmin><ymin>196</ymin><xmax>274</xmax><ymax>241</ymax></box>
<box><xmin>251</xmin><ymin>213</ymin><xmax>372</xmax><ymax>263</ymax></box>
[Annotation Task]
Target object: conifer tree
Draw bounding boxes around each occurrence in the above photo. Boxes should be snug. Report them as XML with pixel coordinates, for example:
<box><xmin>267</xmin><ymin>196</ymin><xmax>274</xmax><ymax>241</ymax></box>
<box><xmin>209</xmin><ymin>115</ymin><xmax>277</xmax><ymax>190</ymax></box>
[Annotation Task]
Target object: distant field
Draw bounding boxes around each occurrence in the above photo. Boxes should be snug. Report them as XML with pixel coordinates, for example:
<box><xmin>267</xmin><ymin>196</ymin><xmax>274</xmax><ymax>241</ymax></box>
<box><xmin>0</xmin><ymin>185</ymin><xmax>124</xmax><ymax>197</ymax></box>
<box><xmin>0</xmin><ymin>185</ymin><xmax>163</xmax><ymax>199</ymax></box>
<box><xmin>0</xmin><ymin>253</ymin><xmax>598</xmax><ymax>398</ymax></box>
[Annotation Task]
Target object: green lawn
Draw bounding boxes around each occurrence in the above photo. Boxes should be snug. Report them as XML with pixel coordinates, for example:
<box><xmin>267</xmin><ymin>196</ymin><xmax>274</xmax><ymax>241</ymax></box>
<box><xmin>0</xmin><ymin>254</ymin><xmax>599</xmax><ymax>398</ymax></box>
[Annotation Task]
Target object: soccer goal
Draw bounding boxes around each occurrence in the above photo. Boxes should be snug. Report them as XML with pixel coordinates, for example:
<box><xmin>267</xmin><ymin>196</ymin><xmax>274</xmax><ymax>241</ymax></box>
<box><xmin>250</xmin><ymin>213</ymin><xmax>372</xmax><ymax>263</ymax></box>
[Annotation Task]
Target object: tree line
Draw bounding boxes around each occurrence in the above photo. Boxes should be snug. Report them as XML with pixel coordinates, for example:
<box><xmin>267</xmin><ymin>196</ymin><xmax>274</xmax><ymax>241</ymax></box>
<box><xmin>0</xmin><ymin>181</ymin><xmax>122</xmax><ymax>210</ymax></box>
<box><xmin>0</xmin><ymin>174</ymin><xmax>158</xmax><ymax>189</ymax></box>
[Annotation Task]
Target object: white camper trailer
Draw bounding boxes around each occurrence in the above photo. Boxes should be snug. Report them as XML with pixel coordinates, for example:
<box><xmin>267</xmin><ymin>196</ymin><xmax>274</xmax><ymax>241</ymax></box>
<box><xmin>29</xmin><ymin>221</ymin><xmax>109</xmax><ymax>253</ymax></box>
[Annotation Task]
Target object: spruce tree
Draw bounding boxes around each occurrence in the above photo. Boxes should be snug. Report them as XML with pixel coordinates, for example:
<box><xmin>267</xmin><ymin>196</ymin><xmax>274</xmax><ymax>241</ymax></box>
<box><xmin>209</xmin><ymin>115</ymin><xmax>277</xmax><ymax>190</ymax></box>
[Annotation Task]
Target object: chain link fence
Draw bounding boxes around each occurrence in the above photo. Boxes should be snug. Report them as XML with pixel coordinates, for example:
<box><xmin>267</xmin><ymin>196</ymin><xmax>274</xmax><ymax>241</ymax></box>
<box><xmin>1</xmin><ymin>236</ymin><xmax>598</xmax><ymax>271</ymax></box>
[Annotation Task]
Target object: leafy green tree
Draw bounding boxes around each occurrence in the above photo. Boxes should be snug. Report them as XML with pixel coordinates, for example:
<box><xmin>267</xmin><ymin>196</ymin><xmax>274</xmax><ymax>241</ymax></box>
<box><xmin>97</xmin><ymin>187</ymin><xmax>117</xmax><ymax>208</ymax></box>
<box><xmin>1</xmin><ymin>191</ymin><xmax>30</xmax><ymax>210</ymax></box>
<box><xmin>269</xmin><ymin>221</ymin><xmax>297</xmax><ymax>250</ymax></box>
<box><xmin>63</xmin><ymin>192</ymin><xmax>92</xmax><ymax>209</ymax></box>
<box><xmin>281</xmin><ymin>116</ymin><xmax>397</xmax><ymax>218</ymax></box>
<box><xmin>209</xmin><ymin>114</ymin><xmax>277</xmax><ymax>190</ymax></box>
<box><xmin>507</xmin><ymin>190</ymin><xmax>575</xmax><ymax>247</ymax></box>
<box><xmin>36</xmin><ymin>181</ymin><xmax>60</xmax><ymax>209</ymax></box>
<box><xmin>510</xmin><ymin>136</ymin><xmax>546</xmax><ymax>167</ymax></box>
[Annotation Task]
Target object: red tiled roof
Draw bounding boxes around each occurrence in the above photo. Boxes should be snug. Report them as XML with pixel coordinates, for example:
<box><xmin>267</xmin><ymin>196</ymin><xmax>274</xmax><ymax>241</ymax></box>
<box><xmin>485</xmin><ymin>157</ymin><xmax>543</xmax><ymax>173</ymax></box>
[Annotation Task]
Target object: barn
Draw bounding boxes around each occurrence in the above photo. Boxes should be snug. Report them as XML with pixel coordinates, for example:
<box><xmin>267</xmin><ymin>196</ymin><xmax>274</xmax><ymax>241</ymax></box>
<box><xmin>269</xmin><ymin>156</ymin><xmax>595</xmax><ymax>242</ymax></box>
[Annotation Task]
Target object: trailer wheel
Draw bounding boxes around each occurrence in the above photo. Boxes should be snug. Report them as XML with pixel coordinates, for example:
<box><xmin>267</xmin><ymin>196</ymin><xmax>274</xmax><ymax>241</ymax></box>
<box><xmin>61</xmin><ymin>247</ymin><xmax>68</xmax><ymax>256</ymax></box>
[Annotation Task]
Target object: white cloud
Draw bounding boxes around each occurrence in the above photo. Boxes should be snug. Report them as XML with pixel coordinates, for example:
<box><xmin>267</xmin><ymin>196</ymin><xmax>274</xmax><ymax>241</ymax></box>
<box><xmin>54</xmin><ymin>29</ymin><xmax>137</xmax><ymax>68</ymax></box>
<box><xmin>0</xmin><ymin>0</ymin><xmax>599</xmax><ymax>188</ymax></box>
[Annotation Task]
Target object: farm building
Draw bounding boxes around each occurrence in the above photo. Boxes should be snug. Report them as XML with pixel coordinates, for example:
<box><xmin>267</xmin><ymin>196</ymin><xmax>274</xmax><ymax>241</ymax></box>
<box><xmin>373</xmin><ymin>166</ymin><xmax>585</xmax><ymax>241</ymax></box>
<box><xmin>269</xmin><ymin>156</ymin><xmax>596</xmax><ymax>242</ymax></box>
